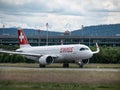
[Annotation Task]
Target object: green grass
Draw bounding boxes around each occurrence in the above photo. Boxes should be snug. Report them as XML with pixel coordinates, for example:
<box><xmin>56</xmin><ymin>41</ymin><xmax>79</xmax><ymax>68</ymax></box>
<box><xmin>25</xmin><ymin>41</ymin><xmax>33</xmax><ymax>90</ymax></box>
<box><xmin>0</xmin><ymin>63</ymin><xmax>120</xmax><ymax>90</ymax></box>
<box><xmin>0</xmin><ymin>81</ymin><xmax>120</xmax><ymax>90</ymax></box>
<box><xmin>0</xmin><ymin>68</ymin><xmax>120</xmax><ymax>84</ymax></box>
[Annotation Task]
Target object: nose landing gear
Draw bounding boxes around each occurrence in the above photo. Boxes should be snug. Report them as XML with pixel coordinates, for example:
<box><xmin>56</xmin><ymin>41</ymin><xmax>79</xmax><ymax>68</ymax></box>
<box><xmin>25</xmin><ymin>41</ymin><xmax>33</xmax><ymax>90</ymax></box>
<box><xmin>77</xmin><ymin>61</ymin><xmax>83</xmax><ymax>68</ymax></box>
<box><xmin>77</xmin><ymin>59</ymin><xmax>90</xmax><ymax>68</ymax></box>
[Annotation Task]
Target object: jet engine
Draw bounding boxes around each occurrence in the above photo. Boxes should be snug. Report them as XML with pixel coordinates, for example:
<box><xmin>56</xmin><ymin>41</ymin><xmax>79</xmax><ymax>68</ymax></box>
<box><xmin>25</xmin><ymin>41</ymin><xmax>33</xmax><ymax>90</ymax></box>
<box><xmin>39</xmin><ymin>55</ymin><xmax>54</xmax><ymax>65</ymax></box>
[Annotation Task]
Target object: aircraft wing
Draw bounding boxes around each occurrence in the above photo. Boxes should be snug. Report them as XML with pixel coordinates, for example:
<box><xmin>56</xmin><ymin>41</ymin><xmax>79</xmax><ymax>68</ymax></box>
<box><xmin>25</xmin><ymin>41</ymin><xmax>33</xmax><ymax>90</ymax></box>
<box><xmin>0</xmin><ymin>49</ymin><xmax>59</xmax><ymax>58</ymax></box>
<box><xmin>0</xmin><ymin>49</ymin><xmax>43</xmax><ymax>57</ymax></box>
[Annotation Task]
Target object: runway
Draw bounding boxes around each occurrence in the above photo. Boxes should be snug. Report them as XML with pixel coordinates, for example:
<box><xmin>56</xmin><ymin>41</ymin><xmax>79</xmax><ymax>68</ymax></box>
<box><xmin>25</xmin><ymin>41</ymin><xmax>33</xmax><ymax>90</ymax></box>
<box><xmin>0</xmin><ymin>66</ymin><xmax>120</xmax><ymax>72</ymax></box>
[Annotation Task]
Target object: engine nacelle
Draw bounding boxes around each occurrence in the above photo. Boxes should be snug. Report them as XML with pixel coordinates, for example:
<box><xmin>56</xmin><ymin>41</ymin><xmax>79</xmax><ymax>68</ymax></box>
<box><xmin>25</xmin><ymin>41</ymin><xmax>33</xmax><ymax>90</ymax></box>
<box><xmin>39</xmin><ymin>55</ymin><xmax>54</xmax><ymax>65</ymax></box>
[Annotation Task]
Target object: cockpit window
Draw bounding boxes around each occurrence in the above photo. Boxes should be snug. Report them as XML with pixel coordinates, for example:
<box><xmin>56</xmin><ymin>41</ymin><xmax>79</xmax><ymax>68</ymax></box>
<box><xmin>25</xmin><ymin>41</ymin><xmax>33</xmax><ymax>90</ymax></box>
<box><xmin>80</xmin><ymin>48</ymin><xmax>89</xmax><ymax>51</ymax></box>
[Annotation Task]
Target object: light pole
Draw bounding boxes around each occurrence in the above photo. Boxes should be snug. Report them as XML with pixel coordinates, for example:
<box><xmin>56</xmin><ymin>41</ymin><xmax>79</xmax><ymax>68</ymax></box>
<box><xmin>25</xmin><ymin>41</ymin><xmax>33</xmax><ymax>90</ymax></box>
<box><xmin>38</xmin><ymin>29</ymin><xmax>41</xmax><ymax>46</ymax></box>
<box><xmin>46</xmin><ymin>23</ymin><xmax>48</xmax><ymax>46</ymax></box>
<box><xmin>81</xmin><ymin>25</ymin><xmax>84</xmax><ymax>36</ymax></box>
<box><xmin>3</xmin><ymin>24</ymin><xmax>5</xmax><ymax>35</ymax></box>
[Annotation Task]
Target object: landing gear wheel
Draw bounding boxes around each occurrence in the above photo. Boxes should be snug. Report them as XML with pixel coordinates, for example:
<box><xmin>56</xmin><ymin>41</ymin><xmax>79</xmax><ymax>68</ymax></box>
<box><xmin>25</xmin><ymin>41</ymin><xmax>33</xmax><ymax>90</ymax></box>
<box><xmin>78</xmin><ymin>62</ymin><xmax>84</xmax><ymax>68</ymax></box>
<box><xmin>39</xmin><ymin>64</ymin><xmax>46</xmax><ymax>68</ymax></box>
<box><xmin>79</xmin><ymin>64</ymin><xmax>83</xmax><ymax>68</ymax></box>
<box><xmin>63</xmin><ymin>63</ymin><xmax>69</xmax><ymax>68</ymax></box>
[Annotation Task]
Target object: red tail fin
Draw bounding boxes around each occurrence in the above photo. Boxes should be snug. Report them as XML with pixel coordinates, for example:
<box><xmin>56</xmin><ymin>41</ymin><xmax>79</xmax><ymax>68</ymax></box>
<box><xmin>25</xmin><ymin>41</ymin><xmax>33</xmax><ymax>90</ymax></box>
<box><xmin>18</xmin><ymin>28</ymin><xmax>31</xmax><ymax>48</ymax></box>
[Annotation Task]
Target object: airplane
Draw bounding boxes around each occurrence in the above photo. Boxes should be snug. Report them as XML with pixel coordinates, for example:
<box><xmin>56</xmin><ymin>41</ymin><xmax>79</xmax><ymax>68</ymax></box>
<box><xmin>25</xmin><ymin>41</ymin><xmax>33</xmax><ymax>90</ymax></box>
<box><xmin>0</xmin><ymin>28</ymin><xmax>100</xmax><ymax>68</ymax></box>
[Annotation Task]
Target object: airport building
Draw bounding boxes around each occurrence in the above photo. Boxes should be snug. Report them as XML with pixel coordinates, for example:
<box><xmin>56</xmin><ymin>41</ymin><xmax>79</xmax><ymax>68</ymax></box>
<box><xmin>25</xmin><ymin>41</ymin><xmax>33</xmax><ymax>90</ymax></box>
<box><xmin>0</xmin><ymin>34</ymin><xmax>120</xmax><ymax>47</ymax></box>
<box><xmin>0</xmin><ymin>24</ymin><xmax>120</xmax><ymax>47</ymax></box>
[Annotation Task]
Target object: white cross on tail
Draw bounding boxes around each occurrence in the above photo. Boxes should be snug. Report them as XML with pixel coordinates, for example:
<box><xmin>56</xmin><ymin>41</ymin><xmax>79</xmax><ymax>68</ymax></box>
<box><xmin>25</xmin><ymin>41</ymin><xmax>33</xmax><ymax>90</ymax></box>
<box><xmin>19</xmin><ymin>32</ymin><xmax>24</xmax><ymax>42</ymax></box>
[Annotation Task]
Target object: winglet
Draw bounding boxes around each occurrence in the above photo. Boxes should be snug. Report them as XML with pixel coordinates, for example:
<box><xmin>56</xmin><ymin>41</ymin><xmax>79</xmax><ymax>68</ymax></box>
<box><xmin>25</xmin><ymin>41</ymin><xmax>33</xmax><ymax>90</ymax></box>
<box><xmin>92</xmin><ymin>43</ymin><xmax>100</xmax><ymax>54</ymax></box>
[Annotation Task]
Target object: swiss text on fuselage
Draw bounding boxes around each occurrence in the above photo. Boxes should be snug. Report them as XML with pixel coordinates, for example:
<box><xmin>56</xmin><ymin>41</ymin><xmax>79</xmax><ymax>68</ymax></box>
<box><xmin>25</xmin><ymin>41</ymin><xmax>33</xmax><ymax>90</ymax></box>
<box><xmin>60</xmin><ymin>47</ymin><xmax>73</xmax><ymax>53</ymax></box>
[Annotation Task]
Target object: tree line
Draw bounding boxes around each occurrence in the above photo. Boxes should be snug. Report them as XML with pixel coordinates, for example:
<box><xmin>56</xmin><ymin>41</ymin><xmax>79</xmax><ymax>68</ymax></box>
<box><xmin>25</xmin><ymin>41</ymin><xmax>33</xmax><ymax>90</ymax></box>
<box><xmin>90</xmin><ymin>46</ymin><xmax>120</xmax><ymax>63</ymax></box>
<box><xmin>0</xmin><ymin>45</ymin><xmax>36</xmax><ymax>63</ymax></box>
<box><xmin>0</xmin><ymin>45</ymin><xmax>120</xmax><ymax>63</ymax></box>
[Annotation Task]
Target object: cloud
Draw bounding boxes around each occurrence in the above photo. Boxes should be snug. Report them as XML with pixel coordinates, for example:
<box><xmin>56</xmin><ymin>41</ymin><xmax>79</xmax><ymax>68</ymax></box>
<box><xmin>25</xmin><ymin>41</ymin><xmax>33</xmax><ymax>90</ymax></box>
<box><xmin>0</xmin><ymin>0</ymin><xmax>120</xmax><ymax>32</ymax></box>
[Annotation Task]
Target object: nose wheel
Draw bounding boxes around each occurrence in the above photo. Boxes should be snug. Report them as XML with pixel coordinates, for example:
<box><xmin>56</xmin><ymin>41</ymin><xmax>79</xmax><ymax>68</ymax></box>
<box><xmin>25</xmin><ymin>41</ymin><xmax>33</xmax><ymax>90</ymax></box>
<box><xmin>79</xmin><ymin>64</ymin><xmax>83</xmax><ymax>68</ymax></box>
<box><xmin>79</xmin><ymin>62</ymin><xmax>83</xmax><ymax>68</ymax></box>
<box><xmin>76</xmin><ymin>61</ymin><xmax>84</xmax><ymax>68</ymax></box>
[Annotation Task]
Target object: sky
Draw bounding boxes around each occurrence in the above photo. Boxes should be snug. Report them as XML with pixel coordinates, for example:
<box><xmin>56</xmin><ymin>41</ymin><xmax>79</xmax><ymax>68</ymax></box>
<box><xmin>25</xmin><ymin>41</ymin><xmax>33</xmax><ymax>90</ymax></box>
<box><xmin>0</xmin><ymin>0</ymin><xmax>120</xmax><ymax>32</ymax></box>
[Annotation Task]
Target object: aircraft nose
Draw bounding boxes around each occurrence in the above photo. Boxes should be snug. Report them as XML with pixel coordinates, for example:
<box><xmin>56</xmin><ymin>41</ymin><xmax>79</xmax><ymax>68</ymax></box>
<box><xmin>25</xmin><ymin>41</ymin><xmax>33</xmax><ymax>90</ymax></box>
<box><xmin>81</xmin><ymin>51</ymin><xmax>93</xmax><ymax>59</ymax></box>
<box><xmin>85</xmin><ymin>50</ymin><xmax>93</xmax><ymax>59</ymax></box>
<box><xmin>89</xmin><ymin>51</ymin><xmax>93</xmax><ymax>58</ymax></box>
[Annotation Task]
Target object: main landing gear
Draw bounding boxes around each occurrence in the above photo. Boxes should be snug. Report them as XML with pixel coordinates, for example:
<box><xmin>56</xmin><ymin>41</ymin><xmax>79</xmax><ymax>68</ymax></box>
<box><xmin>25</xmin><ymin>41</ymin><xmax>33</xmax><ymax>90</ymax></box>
<box><xmin>77</xmin><ymin>61</ymin><xmax>84</xmax><ymax>68</ymax></box>
<box><xmin>39</xmin><ymin>62</ymin><xmax>84</xmax><ymax>68</ymax></box>
<box><xmin>79</xmin><ymin>63</ymin><xmax>83</xmax><ymax>68</ymax></box>
<box><xmin>63</xmin><ymin>62</ymin><xmax>84</xmax><ymax>68</ymax></box>
<box><xmin>39</xmin><ymin>64</ymin><xmax>46</xmax><ymax>68</ymax></box>
<box><xmin>63</xmin><ymin>61</ymin><xmax>84</xmax><ymax>68</ymax></box>
<box><xmin>39</xmin><ymin>63</ymin><xmax>70</xmax><ymax>68</ymax></box>
<box><xmin>63</xmin><ymin>63</ymin><xmax>69</xmax><ymax>68</ymax></box>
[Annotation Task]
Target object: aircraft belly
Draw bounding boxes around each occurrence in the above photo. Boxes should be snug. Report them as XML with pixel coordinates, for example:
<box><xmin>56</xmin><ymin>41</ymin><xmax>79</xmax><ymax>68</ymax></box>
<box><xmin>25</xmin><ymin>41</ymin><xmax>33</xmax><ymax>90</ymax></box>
<box><xmin>52</xmin><ymin>53</ymin><xmax>72</xmax><ymax>63</ymax></box>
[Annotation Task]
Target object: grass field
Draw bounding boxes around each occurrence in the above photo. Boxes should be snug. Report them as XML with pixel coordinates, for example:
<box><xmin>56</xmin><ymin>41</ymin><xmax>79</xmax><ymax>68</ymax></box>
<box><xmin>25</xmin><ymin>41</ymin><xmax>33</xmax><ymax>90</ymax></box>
<box><xmin>0</xmin><ymin>64</ymin><xmax>120</xmax><ymax>90</ymax></box>
<box><xmin>0</xmin><ymin>81</ymin><xmax>120</xmax><ymax>90</ymax></box>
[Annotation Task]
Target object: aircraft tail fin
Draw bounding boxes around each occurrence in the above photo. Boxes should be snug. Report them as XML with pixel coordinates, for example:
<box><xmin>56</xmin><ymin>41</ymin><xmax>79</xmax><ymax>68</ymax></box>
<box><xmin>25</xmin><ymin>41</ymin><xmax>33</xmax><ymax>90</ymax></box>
<box><xmin>18</xmin><ymin>27</ymin><xmax>31</xmax><ymax>48</ymax></box>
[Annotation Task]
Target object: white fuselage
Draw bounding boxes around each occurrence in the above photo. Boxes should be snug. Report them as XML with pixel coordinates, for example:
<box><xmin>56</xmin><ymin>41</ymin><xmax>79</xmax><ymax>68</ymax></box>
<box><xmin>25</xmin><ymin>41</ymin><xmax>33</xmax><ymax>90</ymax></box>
<box><xmin>17</xmin><ymin>44</ymin><xmax>93</xmax><ymax>63</ymax></box>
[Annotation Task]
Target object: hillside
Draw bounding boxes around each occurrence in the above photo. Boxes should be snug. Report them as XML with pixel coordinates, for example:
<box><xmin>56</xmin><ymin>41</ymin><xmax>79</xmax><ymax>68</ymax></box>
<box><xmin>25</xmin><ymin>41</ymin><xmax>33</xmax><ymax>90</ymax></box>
<box><xmin>71</xmin><ymin>24</ymin><xmax>120</xmax><ymax>36</ymax></box>
<box><xmin>0</xmin><ymin>24</ymin><xmax>120</xmax><ymax>37</ymax></box>
<box><xmin>0</xmin><ymin>28</ymin><xmax>62</xmax><ymax>36</ymax></box>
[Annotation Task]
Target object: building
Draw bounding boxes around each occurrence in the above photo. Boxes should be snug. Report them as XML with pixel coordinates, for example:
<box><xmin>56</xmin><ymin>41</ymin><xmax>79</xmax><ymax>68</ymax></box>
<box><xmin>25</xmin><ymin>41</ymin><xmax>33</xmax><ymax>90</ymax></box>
<box><xmin>0</xmin><ymin>24</ymin><xmax>120</xmax><ymax>47</ymax></box>
<box><xmin>0</xmin><ymin>35</ymin><xmax>120</xmax><ymax>47</ymax></box>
